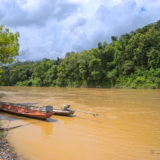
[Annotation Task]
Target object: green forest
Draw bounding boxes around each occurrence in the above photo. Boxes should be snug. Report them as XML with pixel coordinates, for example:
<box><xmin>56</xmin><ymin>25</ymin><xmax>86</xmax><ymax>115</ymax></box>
<box><xmin>1</xmin><ymin>21</ymin><xmax>160</xmax><ymax>88</ymax></box>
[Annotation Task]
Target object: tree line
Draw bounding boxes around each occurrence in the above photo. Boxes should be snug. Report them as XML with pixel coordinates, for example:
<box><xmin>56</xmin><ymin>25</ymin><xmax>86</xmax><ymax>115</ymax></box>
<box><xmin>1</xmin><ymin>21</ymin><xmax>160</xmax><ymax>88</ymax></box>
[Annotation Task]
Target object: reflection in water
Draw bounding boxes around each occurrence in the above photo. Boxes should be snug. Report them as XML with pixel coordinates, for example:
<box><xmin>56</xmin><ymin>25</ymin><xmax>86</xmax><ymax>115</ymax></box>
<box><xmin>34</xmin><ymin>119</ymin><xmax>55</xmax><ymax>136</ymax></box>
<box><xmin>0</xmin><ymin>113</ymin><xmax>17</xmax><ymax>121</ymax></box>
<box><xmin>0</xmin><ymin>87</ymin><xmax>160</xmax><ymax>160</ymax></box>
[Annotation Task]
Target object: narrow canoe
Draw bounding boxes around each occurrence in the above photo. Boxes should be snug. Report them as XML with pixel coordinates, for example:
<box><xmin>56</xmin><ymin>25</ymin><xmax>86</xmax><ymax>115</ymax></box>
<box><xmin>0</xmin><ymin>102</ymin><xmax>54</xmax><ymax>120</ymax></box>
<box><xmin>53</xmin><ymin>109</ymin><xmax>75</xmax><ymax>116</ymax></box>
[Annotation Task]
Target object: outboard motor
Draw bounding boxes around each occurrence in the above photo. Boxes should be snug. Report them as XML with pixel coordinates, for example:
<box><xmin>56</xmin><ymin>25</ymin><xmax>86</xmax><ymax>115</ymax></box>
<box><xmin>64</xmin><ymin>104</ymin><xmax>71</xmax><ymax>110</ymax></box>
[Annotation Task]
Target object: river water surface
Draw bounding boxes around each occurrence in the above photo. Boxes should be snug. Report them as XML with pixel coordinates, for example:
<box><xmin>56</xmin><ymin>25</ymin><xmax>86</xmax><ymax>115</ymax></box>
<box><xmin>0</xmin><ymin>87</ymin><xmax>160</xmax><ymax>160</ymax></box>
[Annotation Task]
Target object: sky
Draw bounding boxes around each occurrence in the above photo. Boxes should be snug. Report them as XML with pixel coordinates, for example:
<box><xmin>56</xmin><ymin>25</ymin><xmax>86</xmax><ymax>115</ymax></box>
<box><xmin>0</xmin><ymin>0</ymin><xmax>160</xmax><ymax>61</ymax></box>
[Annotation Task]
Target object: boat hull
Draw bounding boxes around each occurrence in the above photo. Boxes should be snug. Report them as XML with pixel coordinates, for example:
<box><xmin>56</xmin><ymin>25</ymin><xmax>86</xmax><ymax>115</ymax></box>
<box><xmin>0</xmin><ymin>103</ymin><xmax>53</xmax><ymax>120</ymax></box>
<box><xmin>53</xmin><ymin>109</ymin><xmax>75</xmax><ymax>116</ymax></box>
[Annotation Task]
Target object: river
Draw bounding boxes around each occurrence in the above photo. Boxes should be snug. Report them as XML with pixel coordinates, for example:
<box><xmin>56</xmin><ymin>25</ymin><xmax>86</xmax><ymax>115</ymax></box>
<box><xmin>0</xmin><ymin>87</ymin><xmax>160</xmax><ymax>160</ymax></box>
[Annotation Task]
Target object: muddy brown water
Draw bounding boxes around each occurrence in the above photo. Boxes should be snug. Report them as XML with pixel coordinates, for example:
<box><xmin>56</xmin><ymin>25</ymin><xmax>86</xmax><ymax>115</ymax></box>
<box><xmin>0</xmin><ymin>87</ymin><xmax>160</xmax><ymax>160</ymax></box>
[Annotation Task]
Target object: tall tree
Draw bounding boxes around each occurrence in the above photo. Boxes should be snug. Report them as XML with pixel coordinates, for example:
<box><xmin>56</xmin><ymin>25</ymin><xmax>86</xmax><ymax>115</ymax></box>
<box><xmin>0</xmin><ymin>25</ymin><xmax>19</xmax><ymax>64</ymax></box>
<box><xmin>0</xmin><ymin>25</ymin><xmax>19</xmax><ymax>84</ymax></box>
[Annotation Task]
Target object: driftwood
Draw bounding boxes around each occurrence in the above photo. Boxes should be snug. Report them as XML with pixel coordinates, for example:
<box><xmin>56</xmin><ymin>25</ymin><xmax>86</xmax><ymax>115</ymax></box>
<box><xmin>0</xmin><ymin>123</ymin><xmax>31</xmax><ymax>131</ymax></box>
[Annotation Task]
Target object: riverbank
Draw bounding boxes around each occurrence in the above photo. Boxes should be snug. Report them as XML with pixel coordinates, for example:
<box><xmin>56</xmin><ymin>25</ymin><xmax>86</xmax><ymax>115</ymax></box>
<box><xmin>0</xmin><ymin>132</ymin><xmax>17</xmax><ymax>160</ymax></box>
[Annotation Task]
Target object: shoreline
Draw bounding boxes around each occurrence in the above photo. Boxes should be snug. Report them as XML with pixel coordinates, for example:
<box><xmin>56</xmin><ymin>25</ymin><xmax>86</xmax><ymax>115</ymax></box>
<box><xmin>0</xmin><ymin>134</ymin><xmax>17</xmax><ymax>160</ymax></box>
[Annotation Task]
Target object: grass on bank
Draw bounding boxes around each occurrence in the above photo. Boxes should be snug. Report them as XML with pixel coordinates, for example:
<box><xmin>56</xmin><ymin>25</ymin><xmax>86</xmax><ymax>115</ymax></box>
<box><xmin>0</xmin><ymin>131</ymin><xmax>3</xmax><ymax>138</ymax></box>
<box><xmin>0</xmin><ymin>122</ymin><xmax>4</xmax><ymax>139</ymax></box>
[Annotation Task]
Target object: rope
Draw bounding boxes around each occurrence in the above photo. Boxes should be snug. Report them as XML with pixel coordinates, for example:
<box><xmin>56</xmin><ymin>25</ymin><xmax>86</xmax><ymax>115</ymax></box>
<box><xmin>75</xmin><ymin>109</ymin><xmax>98</xmax><ymax>117</ymax></box>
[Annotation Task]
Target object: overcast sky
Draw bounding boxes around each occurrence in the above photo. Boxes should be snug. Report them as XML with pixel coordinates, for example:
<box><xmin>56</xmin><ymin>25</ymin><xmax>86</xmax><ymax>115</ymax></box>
<box><xmin>0</xmin><ymin>0</ymin><xmax>160</xmax><ymax>61</ymax></box>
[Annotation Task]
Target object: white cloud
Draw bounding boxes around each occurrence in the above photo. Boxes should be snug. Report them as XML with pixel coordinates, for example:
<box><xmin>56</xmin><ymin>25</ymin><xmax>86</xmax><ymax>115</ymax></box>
<box><xmin>0</xmin><ymin>0</ymin><xmax>159</xmax><ymax>60</ymax></box>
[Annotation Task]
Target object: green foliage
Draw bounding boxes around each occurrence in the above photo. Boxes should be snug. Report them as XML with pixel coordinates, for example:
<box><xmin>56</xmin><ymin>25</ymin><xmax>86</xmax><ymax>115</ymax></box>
<box><xmin>0</xmin><ymin>25</ymin><xmax>19</xmax><ymax>84</ymax></box>
<box><xmin>0</xmin><ymin>122</ymin><xmax>3</xmax><ymax>138</ymax></box>
<box><xmin>0</xmin><ymin>25</ymin><xmax>19</xmax><ymax>64</ymax></box>
<box><xmin>1</xmin><ymin>20</ymin><xmax>160</xmax><ymax>88</ymax></box>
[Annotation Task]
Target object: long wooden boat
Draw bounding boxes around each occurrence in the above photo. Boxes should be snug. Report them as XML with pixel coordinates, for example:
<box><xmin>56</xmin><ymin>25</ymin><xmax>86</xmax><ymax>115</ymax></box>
<box><xmin>0</xmin><ymin>102</ymin><xmax>54</xmax><ymax>120</ymax></box>
<box><xmin>53</xmin><ymin>104</ymin><xmax>75</xmax><ymax>116</ymax></box>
